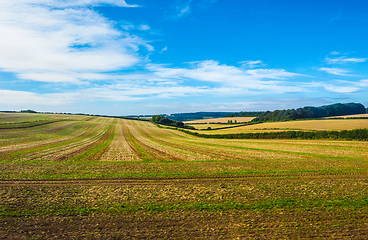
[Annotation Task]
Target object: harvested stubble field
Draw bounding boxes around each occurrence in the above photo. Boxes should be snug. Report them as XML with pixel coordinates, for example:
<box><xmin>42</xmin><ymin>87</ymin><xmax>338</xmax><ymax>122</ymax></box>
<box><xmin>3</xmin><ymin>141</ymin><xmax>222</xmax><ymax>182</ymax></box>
<box><xmin>1</xmin><ymin>112</ymin><xmax>368</xmax><ymax>239</ymax></box>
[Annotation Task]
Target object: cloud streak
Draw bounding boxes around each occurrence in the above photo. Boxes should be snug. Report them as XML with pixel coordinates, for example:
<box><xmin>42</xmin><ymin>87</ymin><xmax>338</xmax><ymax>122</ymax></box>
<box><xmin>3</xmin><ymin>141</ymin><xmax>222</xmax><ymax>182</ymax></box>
<box><xmin>318</xmin><ymin>67</ymin><xmax>352</xmax><ymax>76</ymax></box>
<box><xmin>326</xmin><ymin>56</ymin><xmax>367</xmax><ymax>64</ymax></box>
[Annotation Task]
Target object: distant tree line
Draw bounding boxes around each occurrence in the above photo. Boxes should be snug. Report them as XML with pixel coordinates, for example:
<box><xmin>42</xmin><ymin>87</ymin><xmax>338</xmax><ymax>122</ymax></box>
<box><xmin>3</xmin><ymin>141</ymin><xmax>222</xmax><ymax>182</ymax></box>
<box><xmin>225</xmin><ymin>111</ymin><xmax>265</xmax><ymax>117</ymax></box>
<box><xmin>151</xmin><ymin>115</ymin><xmax>195</xmax><ymax>129</ymax></box>
<box><xmin>250</xmin><ymin>103</ymin><xmax>366</xmax><ymax>123</ymax></box>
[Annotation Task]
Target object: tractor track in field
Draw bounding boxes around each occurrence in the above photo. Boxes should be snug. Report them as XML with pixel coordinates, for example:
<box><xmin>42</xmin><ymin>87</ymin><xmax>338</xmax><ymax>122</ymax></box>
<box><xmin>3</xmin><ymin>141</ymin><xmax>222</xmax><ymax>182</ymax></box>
<box><xmin>99</xmin><ymin>119</ymin><xmax>139</xmax><ymax>161</ymax></box>
<box><xmin>0</xmin><ymin>171</ymin><xmax>366</xmax><ymax>186</ymax></box>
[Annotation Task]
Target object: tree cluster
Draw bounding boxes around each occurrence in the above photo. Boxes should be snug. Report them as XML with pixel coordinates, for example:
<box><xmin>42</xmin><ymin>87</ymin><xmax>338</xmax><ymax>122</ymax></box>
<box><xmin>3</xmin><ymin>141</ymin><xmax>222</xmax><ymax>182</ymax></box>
<box><xmin>20</xmin><ymin>109</ymin><xmax>38</xmax><ymax>113</ymax></box>
<box><xmin>151</xmin><ymin>115</ymin><xmax>194</xmax><ymax>129</ymax></box>
<box><xmin>225</xmin><ymin>111</ymin><xmax>265</xmax><ymax>117</ymax></box>
<box><xmin>251</xmin><ymin>103</ymin><xmax>366</xmax><ymax>123</ymax></box>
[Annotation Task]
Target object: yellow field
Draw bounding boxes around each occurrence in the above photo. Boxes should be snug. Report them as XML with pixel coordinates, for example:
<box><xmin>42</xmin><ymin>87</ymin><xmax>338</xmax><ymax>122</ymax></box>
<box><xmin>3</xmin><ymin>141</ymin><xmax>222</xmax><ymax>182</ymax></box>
<box><xmin>188</xmin><ymin>123</ymin><xmax>240</xmax><ymax>130</ymax></box>
<box><xmin>191</xmin><ymin>119</ymin><xmax>368</xmax><ymax>134</ymax></box>
<box><xmin>326</xmin><ymin>113</ymin><xmax>368</xmax><ymax>118</ymax></box>
<box><xmin>184</xmin><ymin>116</ymin><xmax>255</xmax><ymax>124</ymax></box>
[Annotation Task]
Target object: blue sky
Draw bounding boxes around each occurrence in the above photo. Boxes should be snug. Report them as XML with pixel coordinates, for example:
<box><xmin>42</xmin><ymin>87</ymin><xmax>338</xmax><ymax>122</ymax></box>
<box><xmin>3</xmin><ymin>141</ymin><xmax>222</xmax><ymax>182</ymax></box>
<box><xmin>0</xmin><ymin>0</ymin><xmax>368</xmax><ymax>115</ymax></box>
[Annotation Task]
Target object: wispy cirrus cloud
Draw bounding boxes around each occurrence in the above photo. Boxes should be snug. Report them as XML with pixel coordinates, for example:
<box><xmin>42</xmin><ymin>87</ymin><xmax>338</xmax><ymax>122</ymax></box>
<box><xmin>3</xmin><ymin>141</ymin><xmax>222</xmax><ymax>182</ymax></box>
<box><xmin>326</xmin><ymin>57</ymin><xmax>367</xmax><ymax>64</ymax></box>
<box><xmin>323</xmin><ymin>84</ymin><xmax>360</xmax><ymax>93</ymax></box>
<box><xmin>19</xmin><ymin>0</ymin><xmax>140</xmax><ymax>8</ymax></box>
<box><xmin>310</xmin><ymin>78</ymin><xmax>368</xmax><ymax>94</ymax></box>
<box><xmin>168</xmin><ymin>0</ymin><xmax>217</xmax><ymax>19</ymax></box>
<box><xmin>318</xmin><ymin>67</ymin><xmax>352</xmax><ymax>76</ymax></box>
<box><xmin>0</xmin><ymin>0</ymin><xmax>147</xmax><ymax>83</ymax></box>
<box><xmin>239</xmin><ymin>60</ymin><xmax>264</xmax><ymax>69</ymax></box>
<box><xmin>325</xmin><ymin>52</ymin><xmax>367</xmax><ymax>64</ymax></box>
<box><xmin>357</xmin><ymin>79</ymin><xmax>368</xmax><ymax>87</ymax></box>
<box><xmin>170</xmin><ymin>0</ymin><xmax>192</xmax><ymax>19</ymax></box>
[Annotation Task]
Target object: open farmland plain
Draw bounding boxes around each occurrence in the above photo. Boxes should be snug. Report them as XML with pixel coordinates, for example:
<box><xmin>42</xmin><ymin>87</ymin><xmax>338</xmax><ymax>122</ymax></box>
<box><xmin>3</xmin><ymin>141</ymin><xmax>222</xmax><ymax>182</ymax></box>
<box><xmin>1</xmin><ymin>113</ymin><xmax>368</xmax><ymax>239</ymax></box>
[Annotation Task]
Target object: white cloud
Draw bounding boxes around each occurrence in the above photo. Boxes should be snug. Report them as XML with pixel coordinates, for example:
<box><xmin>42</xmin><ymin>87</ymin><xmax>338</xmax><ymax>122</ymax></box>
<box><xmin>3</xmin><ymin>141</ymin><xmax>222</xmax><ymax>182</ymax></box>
<box><xmin>178</xmin><ymin>0</ymin><xmax>192</xmax><ymax>17</ymax></box>
<box><xmin>310</xmin><ymin>79</ymin><xmax>366</xmax><ymax>93</ymax></box>
<box><xmin>146</xmin><ymin>60</ymin><xmax>303</xmax><ymax>93</ymax></box>
<box><xmin>0</xmin><ymin>59</ymin><xmax>306</xmax><ymax>110</ymax></box>
<box><xmin>318</xmin><ymin>67</ymin><xmax>352</xmax><ymax>76</ymax></box>
<box><xmin>358</xmin><ymin>79</ymin><xmax>368</xmax><ymax>87</ymax></box>
<box><xmin>167</xmin><ymin>0</ymin><xmax>192</xmax><ymax>19</ymax></box>
<box><xmin>3</xmin><ymin>0</ymin><xmax>140</xmax><ymax>8</ymax></box>
<box><xmin>160</xmin><ymin>46</ymin><xmax>168</xmax><ymax>54</ymax></box>
<box><xmin>138</xmin><ymin>24</ymin><xmax>150</xmax><ymax>31</ymax></box>
<box><xmin>329</xmin><ymin>51</ymin><xmax>341</xmax><ymax>56</ymax></box>
<box><xmin>239</xmin><ymin>60</ymin><xmax>264</xmax><ymax>69</ymax></box>
<box><xmin>326</xmin><ymin>56</ymin><xmax>367</xmax><ymax>64</ymax></box>
<box><xmin>0</xmin><ymin>90</ymin><xmax>74</xmax><ymax>106</ymax></box>
<box><xmin>323</xmin><ymin>85</ymin><xmax>359</xmax><ymax>93</ymax></box>
<box><xmin>0</xmin><ymin>83</ymin><xmax>211</xmax><ymax>110</ymax></box>
<box><xmin>0</xmin><ymin>0</ymin><xmax>146</xmax><ymax>83</ymax></box>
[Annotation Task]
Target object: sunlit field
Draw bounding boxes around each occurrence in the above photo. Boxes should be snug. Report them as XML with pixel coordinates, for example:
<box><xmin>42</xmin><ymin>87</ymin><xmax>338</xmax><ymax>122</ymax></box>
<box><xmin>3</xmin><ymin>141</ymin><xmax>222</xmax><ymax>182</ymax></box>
<box><xmin>184</xmin><ymin>116</ymin><xmax>255</xmax><ymax>124</ymax></box>
<box><xmin>189</xmin><ymin>118</ymin><xmax>368</xmax><ymax>134</ymax></box>
<box><xmin>1</xmin><ymin>112</ymin><xmax>368</xmax><ymax>239</ymax></box>
<box><xmin>326</xmin><ymin>113</ymin><xmax>368</xmax><ymax>118</ymax></box>
<box><xmin>187</xmin><ymin>123</ymin><xmax>240</xmax><ymax>130</ymax></box>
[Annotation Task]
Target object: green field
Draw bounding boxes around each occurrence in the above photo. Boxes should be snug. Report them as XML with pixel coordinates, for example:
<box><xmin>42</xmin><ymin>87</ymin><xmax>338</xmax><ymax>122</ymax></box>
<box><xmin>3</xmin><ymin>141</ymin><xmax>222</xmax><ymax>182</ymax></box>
<box><xmin>1</xmin><ymin>112</ymin><xmax>368</xmax><ymax>239</ymax></box>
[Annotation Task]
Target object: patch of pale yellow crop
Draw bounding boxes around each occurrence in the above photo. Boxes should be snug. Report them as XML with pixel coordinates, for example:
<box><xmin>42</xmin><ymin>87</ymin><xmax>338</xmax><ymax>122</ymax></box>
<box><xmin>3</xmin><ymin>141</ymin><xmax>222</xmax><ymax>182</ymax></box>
<box><xmin>184</xmin><ymin>117</ymin><xmax>255</xmax><ymax>124</ymax></box>
<box><xmin>188</xmin><ymin>124</ymin><xmax>239</xmax><ymax>130</ymax></box>
<box><xmin>326</xmin><ymin>113</ymin><xmax>368</xmax><ymax>118</ymax></box>
<box><xmin>193</xmin><ymin>119</ymin><xmax>368</xmax><ymax>134</ymax></box>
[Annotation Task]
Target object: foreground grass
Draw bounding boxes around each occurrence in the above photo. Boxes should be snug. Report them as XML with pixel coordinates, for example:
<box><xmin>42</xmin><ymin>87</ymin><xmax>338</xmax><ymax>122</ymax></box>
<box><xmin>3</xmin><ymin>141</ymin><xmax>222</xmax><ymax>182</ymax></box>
<box><xmin>1</xmin><ymin>178</ymin><xmax>368</xmax><ymax>239</ymax></box>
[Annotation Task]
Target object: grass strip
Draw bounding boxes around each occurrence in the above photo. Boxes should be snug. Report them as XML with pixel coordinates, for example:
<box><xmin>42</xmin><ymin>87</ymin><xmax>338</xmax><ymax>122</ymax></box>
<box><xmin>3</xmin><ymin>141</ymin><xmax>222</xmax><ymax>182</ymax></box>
<box><xmin>0</xmin><ymin>168</ymin><xmax>360</xmax><ymax>180</ymax></box>
<box><xmin>2</xmin><ymin>196</ymin><xmax>368</xmax><ymax>217</ymax></box>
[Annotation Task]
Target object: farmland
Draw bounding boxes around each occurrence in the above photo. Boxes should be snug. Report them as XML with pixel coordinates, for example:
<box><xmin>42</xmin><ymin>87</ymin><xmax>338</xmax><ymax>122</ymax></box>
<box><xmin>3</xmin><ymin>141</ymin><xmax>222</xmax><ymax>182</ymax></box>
<box><xmin>189</xmin><ymin>118</ymin><xmax>368</xmax><ymax>134</ymax></box>
<box><xmin>184</xmin><ymin>116</ymin><xmax>255</xmax><ymax>124</ymax></box>
<box><xmin>326</xmin><ymin>113</ymin><xmax>368</xmax><ymax>118</ymax></box>
<box><xmin>1</xmin><ymin>112</ymin><xmax>368</xmax><ymax>239</ymax></box>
